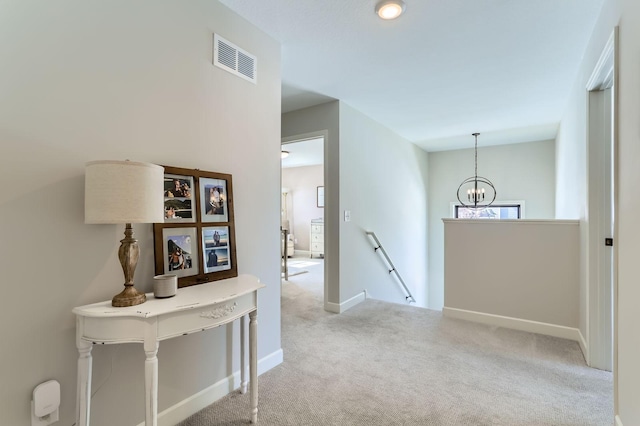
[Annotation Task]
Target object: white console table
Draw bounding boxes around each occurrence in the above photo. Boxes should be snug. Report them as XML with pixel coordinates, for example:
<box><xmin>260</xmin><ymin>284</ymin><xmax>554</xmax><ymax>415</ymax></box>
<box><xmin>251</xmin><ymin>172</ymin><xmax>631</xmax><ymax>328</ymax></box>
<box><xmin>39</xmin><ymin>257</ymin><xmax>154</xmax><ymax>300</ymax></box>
<box><xmin>73</xmin><ymin>274</ymin><xmax>265</xmax><ymax>426</ymax></box>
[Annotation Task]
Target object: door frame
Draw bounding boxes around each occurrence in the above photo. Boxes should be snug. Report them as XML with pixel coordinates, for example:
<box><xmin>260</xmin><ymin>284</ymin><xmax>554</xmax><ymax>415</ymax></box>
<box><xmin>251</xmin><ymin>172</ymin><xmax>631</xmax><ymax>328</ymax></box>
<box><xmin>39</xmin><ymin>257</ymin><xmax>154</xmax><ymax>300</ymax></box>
<box><xmin>281</xmin><ymin>131</ymin><xmax>329</xmax><ymax>306</ymax></box>
<box><xmin>585</xmin><ymin>24</ymin><xmax>618</xmax><ymax>389</ymax></box>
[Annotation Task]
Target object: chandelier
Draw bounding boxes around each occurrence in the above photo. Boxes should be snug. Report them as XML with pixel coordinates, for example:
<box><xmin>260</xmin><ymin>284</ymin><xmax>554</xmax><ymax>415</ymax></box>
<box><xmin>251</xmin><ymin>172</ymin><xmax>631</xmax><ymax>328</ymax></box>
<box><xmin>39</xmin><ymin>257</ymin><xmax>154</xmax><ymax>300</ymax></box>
<box><xmin>456</xmin><ymin>133</ymin><xmax>496</xmax><ymax>208</ymax></box>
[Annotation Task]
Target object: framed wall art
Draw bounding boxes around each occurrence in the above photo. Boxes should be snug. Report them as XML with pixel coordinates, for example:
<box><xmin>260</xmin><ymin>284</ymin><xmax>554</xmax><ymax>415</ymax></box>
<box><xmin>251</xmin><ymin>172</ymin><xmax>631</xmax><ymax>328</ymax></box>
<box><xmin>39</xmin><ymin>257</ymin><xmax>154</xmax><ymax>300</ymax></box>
<box><xmin>202</xmin><ymin>226</ymin><xmax>232</xmax><ymax>273</ymax></box>
<box><xmin>163</xmin><ymin>173</ymin><xmax>195</xmax><ymax>222</ymax></box>
<box><xmin>200</xmin><ymin>177</ymin><xmax>228</xmax><ymax>222</ymax></box>
<box><xmin>154</xmin><ymin>166</ymin><xmax>237</xmax><ymax>288</ymax></box>
<box><xmin>162</xmin><ymin>227</ymin><xmax>199</xmax><ymax>279</ymax></box>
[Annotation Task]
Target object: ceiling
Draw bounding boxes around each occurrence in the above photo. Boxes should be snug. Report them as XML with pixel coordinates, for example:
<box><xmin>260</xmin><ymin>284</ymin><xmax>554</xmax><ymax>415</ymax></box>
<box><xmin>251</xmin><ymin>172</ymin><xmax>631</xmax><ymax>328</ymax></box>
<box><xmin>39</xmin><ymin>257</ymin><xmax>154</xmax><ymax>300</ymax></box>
<box><xmin>281</xmin><ymin>137</ymin><xmax>324</xmax><ymax>168</ymax></box>
<box><xmin>220</xmin><ymin>0</ymin><xmax>605</xmax><ymax>151</ymax></box>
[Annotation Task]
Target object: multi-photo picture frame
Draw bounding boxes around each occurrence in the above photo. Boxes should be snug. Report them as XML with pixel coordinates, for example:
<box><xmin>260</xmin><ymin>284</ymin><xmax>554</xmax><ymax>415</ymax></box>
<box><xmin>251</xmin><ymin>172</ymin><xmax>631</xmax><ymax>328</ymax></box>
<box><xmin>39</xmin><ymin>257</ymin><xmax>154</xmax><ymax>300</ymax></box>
<box><xmin>153</xmin><ymin>166</ymin><xmax>237</xmax><ymax>288</ymax></box>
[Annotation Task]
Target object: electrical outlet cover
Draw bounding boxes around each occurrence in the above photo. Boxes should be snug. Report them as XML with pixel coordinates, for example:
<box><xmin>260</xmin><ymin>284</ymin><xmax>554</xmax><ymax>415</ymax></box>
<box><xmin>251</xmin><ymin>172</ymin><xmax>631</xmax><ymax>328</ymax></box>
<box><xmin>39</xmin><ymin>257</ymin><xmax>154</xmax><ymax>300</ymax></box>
<box><xmin>32</xmin><ymin>380</ymin><xmax>60</xmax><ymax>426</ymax></box>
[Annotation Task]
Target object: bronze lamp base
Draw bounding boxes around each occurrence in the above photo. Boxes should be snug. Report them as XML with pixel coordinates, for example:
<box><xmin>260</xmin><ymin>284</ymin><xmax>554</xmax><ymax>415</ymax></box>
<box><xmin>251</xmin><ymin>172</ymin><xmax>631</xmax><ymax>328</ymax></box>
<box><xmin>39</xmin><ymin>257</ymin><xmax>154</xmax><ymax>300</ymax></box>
<box><xmin>112</xmin><ymin>223</ymin><xmax>147</xmax><ymax>307</ymax></box>
<box><xmin>112</xmin><ymin>285</ymin><xmax>147</xmax><ymax>307</ymax></box>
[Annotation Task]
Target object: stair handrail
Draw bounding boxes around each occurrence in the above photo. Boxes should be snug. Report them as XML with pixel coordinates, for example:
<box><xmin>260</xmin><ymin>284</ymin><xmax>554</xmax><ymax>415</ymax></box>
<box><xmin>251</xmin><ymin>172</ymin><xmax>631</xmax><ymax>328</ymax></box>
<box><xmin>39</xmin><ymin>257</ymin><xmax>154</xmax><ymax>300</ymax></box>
<box><xmin>365</xmin><ymin>231</ymin><xmax>416</xmax><ymax>303</ymax></box>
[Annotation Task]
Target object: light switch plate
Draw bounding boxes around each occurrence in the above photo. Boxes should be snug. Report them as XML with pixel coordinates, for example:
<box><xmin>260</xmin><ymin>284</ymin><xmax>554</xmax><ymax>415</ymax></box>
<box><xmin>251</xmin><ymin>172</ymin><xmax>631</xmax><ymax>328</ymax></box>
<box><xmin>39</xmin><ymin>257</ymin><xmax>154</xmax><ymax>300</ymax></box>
<box><xmin>344</xmin><ymin>210</ymin><xmax>351</xmax><ymax>222</ymax></box>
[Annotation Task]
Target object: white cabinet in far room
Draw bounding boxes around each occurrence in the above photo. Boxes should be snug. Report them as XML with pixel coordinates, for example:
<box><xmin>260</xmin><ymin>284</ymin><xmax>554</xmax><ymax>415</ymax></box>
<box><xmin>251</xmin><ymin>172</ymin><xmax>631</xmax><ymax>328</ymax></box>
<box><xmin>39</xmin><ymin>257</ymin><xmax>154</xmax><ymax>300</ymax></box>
<box><xmin>310</xmin><ymin>218</ymin><xmax>324</xmax><ymax>258</ymax></box>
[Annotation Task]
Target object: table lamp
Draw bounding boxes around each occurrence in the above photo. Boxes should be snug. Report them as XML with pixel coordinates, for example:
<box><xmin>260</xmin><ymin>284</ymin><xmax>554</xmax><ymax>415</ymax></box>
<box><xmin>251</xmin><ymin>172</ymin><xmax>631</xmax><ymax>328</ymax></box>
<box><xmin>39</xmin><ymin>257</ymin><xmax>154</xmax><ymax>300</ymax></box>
<box><xmin>85</xmin><ymin>160</ymin><xmax>165</xmax><ymax>307</ymax></box>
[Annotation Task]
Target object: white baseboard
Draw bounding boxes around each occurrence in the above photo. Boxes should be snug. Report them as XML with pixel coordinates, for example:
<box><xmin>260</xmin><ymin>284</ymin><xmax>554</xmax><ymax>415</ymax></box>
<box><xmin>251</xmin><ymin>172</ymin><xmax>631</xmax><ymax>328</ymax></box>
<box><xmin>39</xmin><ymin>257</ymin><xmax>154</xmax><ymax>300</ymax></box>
<box><xmin>442</xmin><ymin>307</ymin><xmax>582</xmax><ymax>342</ymax></box>
<box><xmin>136</xmin><ymin>348</ymin><xmax>283</xmax><ymax>426</ymax></box>
<box><xmin>578</xmin><ymin>329</ymin><xmax>589</xmax><ymax>364</ymax></box>
<box><xmin>325</xmin><ymin>291</ymin><xmax>366</xmax><ymax>313</ymax></box>
<box><xmin>257</xmin><ymin>348</ymin><xmax>284</xmax><ymax>374</ymax></box>
<box><xmin>615</xmin><ymin>414</ymin><xmax>623</xmax><ymax>426</ymax></box>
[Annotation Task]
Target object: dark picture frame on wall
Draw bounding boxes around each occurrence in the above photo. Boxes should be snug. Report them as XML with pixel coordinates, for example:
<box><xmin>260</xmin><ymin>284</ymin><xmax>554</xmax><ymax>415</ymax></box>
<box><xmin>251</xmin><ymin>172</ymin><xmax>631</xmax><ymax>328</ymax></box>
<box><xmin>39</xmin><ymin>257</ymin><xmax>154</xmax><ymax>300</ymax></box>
<box><xmin>153</xmin><ymin>166</ymin><xmax>237</xmax><ymax>288</ymax></box>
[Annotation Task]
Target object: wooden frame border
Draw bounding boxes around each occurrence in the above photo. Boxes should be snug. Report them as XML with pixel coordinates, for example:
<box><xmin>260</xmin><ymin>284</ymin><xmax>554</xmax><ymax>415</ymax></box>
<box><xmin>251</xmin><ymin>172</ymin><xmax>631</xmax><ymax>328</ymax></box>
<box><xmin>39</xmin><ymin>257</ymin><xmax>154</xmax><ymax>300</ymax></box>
<box><xmin>154</xmin><ymin>165</ymin><xmax>237</xmax><ymax>288</ymax></box>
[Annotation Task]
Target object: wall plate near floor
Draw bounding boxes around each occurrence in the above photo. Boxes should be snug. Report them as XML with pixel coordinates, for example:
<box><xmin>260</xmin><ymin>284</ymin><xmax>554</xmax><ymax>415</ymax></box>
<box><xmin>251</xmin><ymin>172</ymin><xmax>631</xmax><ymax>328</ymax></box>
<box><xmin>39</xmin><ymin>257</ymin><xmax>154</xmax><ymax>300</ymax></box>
<box><xmin>32</xmin><ymin>380</ymin><xmax>60</xmax><ymax>426</ymax></box>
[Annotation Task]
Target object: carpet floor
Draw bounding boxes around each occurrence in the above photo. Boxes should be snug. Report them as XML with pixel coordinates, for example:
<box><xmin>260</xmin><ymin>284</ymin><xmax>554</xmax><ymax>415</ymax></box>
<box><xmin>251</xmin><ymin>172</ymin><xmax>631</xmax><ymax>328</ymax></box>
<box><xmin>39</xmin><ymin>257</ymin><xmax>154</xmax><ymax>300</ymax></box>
<box><xmin>179</xmin><ymin>262</ymin><xmax>612</xmax><ymax>425</ymax></box>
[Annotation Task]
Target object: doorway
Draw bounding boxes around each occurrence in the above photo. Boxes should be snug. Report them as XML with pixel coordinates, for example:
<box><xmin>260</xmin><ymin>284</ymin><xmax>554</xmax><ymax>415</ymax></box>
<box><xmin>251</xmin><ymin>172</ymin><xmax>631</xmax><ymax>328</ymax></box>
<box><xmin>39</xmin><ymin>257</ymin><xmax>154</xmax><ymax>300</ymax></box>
<box><xmin>281</xmin><ymin>136</ymin><xmax>325</xmax><ymax>300</ymax></box>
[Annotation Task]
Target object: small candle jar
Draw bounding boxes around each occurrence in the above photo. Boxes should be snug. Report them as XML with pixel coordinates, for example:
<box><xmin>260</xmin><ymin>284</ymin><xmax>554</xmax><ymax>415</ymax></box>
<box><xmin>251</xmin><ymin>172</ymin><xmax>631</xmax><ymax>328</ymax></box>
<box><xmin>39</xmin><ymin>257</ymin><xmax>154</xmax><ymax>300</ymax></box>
<box><xmin>153</xmin><ymin>274</ymin><xmax>177</xmax><ymax>298</ymax></box>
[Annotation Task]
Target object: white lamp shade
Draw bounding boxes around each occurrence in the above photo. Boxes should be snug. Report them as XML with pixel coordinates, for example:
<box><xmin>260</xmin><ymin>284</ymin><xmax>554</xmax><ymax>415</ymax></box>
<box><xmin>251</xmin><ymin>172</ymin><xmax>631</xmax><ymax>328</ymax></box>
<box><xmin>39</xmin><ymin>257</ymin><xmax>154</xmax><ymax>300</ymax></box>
<box><xmin>85</xmin><ymin>160</ymin><xmax>165</xmax><ymax>224</ymax></box>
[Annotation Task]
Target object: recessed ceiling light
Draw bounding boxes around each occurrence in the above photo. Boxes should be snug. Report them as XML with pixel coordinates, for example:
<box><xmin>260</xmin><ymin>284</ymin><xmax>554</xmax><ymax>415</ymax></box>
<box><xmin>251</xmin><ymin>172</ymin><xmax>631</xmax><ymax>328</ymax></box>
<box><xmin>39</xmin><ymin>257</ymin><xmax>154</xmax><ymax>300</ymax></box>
<box><xmin>281</xmin><ymin>150</ymin><xmax>290</xmax><ymax>159</ymax></box>
<box><xmin>375</xmin><ymin>0</ymin><xmax>406</xmax><ymax>20</ymax></box>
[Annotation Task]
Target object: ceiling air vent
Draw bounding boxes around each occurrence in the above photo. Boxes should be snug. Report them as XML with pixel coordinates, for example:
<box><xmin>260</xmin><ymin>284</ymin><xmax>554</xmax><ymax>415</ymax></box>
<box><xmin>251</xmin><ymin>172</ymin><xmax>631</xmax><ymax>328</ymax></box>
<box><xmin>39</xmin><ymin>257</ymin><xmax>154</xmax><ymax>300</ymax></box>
<box><xmin>213</xmin><ymin>34</ymin><xmax>257</xmax><ymax>84</ymax></box>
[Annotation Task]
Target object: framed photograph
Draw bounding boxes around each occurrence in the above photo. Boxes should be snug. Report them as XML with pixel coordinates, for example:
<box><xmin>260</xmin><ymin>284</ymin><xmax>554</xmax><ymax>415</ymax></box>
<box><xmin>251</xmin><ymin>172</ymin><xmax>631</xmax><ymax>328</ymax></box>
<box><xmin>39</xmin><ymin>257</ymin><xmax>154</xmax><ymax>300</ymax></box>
<box><xmin>200</xmin><ymin>177</ymin><xmax>229</xmax><ymax>222</ymax></box>
<box><xmin>161</xmin><ymin>227</ymin><xmax>199</xmax><ymax>279</ymax></box>
<box><xmin>317</xmin><ymin>186</ymin><xmax>325</xmax><ymax>208</ymax></box>
<box><xmin>154</xmin><ymin>166</ymin><xmax>237</xmax><ymax>288</ymax></box>
<box><xmin>202</xmin><ymin>226</ymin><xmax>232</xmax><ymax>273</ymax></box>
<box><xmin>163</xmin><ymin>174</ymin><xmax>195</xmax><ymax>223</ymax></box>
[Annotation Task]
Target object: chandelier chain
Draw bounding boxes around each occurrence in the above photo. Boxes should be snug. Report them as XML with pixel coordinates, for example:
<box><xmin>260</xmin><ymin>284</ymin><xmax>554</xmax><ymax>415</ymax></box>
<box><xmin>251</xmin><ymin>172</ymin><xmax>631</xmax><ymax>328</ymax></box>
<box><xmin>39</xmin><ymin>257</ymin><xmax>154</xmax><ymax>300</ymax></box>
<box><xmin>473</xmin><ymin>132</ymin><xmax>480</xmax><ymax>179</ymax></box>
<box><xmin>474</xmin><ymin>133</ymin><xmax>478</xmax><ymax>178</ymax></box>
<box><xmin>456</xmin><ymin>132</ymin><xmax>496</xmax><ymax>209</ymax></box>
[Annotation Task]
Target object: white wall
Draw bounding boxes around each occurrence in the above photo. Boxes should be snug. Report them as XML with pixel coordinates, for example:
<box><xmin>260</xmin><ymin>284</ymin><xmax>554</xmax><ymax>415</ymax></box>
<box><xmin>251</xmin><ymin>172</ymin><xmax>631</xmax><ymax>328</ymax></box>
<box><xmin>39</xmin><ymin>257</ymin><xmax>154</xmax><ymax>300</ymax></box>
<box><xmin>282</xmin><ymin>165</ymin><xmax>324</xmax><ymax>251</ymax></box>
<box><xmin>428</xmin><ymin>140</ymin><xmax>556</xmax><ymax>310</ymax></box>
<box><xmin>557</xmin><ymin>0</ymin><xmax>640</xmax><ymax>423</ymax></box>
<box><xmin>617</xmin><ymin>1</ymin><xmax>640</xmax><ymax>422</ymax></box>
<box><xmin>338</xmin><ymin>103</ymin><xmax>430</xmax><ymax>308</ymax></box>
<box><xmin>283</xmin><ymin>102</ymin><xmax>430</xmax><ymax>309</ymax></box>
<box><xmin>0</xmin><ymin>2</ymin><xmax>282</xmax><ymax>425</ymax></box>
<box><xmin>443</xmin><ymin>220</ymin><xmax>580</xmax><ymax>331</ymax></box>
<box><xmin>555</xmin><ymin>0</ymin><xmax>613</xmax><ymax>410</ymax></box>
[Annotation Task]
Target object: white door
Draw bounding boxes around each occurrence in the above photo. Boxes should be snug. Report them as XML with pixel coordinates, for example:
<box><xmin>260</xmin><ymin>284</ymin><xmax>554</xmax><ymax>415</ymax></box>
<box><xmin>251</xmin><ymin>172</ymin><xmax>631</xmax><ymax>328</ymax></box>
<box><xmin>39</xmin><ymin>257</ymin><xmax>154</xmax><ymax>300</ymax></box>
<box><xmin>587</xmin><ymin>87</ymin><xmax>614</xmax><ymax>371</ymax></box>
